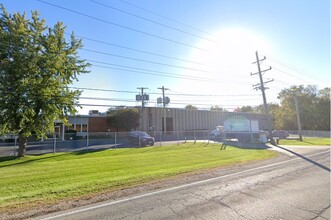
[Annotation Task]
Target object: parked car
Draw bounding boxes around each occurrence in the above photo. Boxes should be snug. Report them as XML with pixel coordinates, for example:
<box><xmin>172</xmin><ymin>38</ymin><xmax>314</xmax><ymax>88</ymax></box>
<box><xmin>272</xmin><ymin>130</ymin><xmax>289</xmax><ymax>139</ymax></box>
<box><xmin>128</xmin><ymin>131</ymin><xmax>155</xmax><ymax>146</ymax></box>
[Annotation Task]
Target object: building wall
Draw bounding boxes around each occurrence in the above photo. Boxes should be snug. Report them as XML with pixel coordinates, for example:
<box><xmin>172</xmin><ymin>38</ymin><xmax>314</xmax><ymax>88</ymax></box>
<box><xmin>67</xmin><ymin>108</ymin><xmax>269</xmax><ymax>133</ymax></box>
<box><xmin>143</xmin><ymin>107</ymin><xmax>269</xmax><ymax>132</ymax></box>
<box><xmin>88</xmin><ymin>117</ymin><xmax>111</xmax><ymax>132</ymax></box>
<box><xmin>67</xmin><ymin>115</ymin><xmax>123</xmax><ymax>133</ymax></box>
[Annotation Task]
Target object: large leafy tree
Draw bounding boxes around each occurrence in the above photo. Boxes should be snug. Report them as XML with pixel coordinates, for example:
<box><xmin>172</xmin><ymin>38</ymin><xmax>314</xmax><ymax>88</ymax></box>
<box><xmin>0</xmin><ymin>5</ymin><xmax>89</xmax><ymax>157</ymax></box>
<box><xmin>314</xmin><ymin>87</ymin><xmax>330</xmax><ymax>131</ymax></box>
<box><xmin>107</xmin><ymin>108</ymin><xmax>140</xmax><ymax>131</ymax></box>
<box><xmin>275</xmin><ymin>85</ymin><xmax>330</xmax><ymax>131</ymax></box>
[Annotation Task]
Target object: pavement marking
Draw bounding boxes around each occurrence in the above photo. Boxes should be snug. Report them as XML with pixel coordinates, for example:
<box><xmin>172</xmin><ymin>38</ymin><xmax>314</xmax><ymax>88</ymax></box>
<box><xmin>41</xmin><ymin>149</ymin><xmax>330</xmax><ymax>220</ymax></box>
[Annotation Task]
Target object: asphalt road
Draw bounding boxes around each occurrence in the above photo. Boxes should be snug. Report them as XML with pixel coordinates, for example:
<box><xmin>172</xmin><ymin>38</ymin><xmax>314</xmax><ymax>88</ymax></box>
<box><xmin>38</xmin><ymin>145</ymin><xmax>330</xmax><ymax>220</ymax></box>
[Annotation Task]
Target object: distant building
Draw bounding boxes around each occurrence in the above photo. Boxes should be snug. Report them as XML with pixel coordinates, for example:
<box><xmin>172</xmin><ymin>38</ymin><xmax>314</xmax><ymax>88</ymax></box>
<box><xmin>58</xmin><ymin>107</ymin><xmax>268</xmax><ymax>137</ymax></box>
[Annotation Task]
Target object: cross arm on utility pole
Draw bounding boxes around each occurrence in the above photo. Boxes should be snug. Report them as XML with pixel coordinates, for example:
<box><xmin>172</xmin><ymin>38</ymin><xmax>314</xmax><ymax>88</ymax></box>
<box><xmin>251</xmin><ymin>67</ymin><xmax>272</xmax><ymax>76</ymax></box>
<box><xmin>252</xmin><ymin>56</ymin><xmax>266</xmax><ymax>64</ymax></box>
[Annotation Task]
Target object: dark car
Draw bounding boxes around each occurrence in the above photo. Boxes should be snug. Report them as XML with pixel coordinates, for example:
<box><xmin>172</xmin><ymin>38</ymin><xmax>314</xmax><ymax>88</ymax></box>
<box><xmin>272</xmin><ymin>130</ymin><xmax>289</xmax><ymax>139</ymax></box>
<box><xmin>128</xmin><ymin>131</ymin><xmax>155</xmax><ymax>146</ymax></box>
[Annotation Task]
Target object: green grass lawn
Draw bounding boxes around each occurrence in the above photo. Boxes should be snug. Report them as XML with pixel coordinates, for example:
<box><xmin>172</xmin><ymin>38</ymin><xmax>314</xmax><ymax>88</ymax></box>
<box><xmin>0</xmin><ymin>143</ymin><xmax>277</xmax><ymax>211</ymax></box>
<box><xmin>279</xmin><ymin>137</ymin><xmax>330</xmax><ymax>146</ymax></box>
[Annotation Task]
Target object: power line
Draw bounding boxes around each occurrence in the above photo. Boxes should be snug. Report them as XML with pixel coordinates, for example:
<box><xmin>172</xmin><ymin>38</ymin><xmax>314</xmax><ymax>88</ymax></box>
<box><xmin>90</xmin><ymin>0</ymin><xmax>216</xmax><ymax>43</ymax></box>
<box><xmin>87</xmin><ymin>59</ymin><xmax>213</xmax><ymax>81</ymax></box>
<box><xmin>271</xmin><ymin>66</ymin><xmax>322</xmax><ymax>85</ymax></box>
<box><xmin>91</xmin><ymin>64</ymin><xmax>214</xmax><ymax>82</ymax></box>
<box><xmin>78</xmin><ymin>97</ymin><xmax>253</xmax><ymax>107</ymax></box>
<box><xmin>0</xmin><ymin>41</ymin><xmax>213</xmax><ymax>81</ymax></box>
<box><xmin>0</xmin><ymin>88</ymin><xmax>262</xmax><ymax>111</ymax></box>
<box><xmin>0</xmin><ymin>33</ymin><xmax>254</xmax><ymax>84</ymax></box>
<box><xmin>69</xmin><ymin>87</ymin><xmax>137</xmax><ymax>94</ymax></box>
<box><xmin>77</xmin><ymin>103</ymin><xmax>237</xmax><ymax>110</ymax></box>
<box><xmin>266</xmin><ymin>55</ymin><xmax>328</xmax><ymax>85</ymax></box>
<box><xmin>70</xmin><ymin>86</ymin><xmax>261</xmax><ymax>97</ymax></box>
<box><xmin>70</xmin><ymin>33</ymin><xmax>205</xmax><ymax>66</ymax></box>
<box><xmin>0</xmin><ymin>31</ymin><xmax>206</xmax><ymax>66</ymax></box>
<box><xmin>116</xmin><ymin>0</ymin><xmax>217</xmax><ymax>40</ymax></box>
<box><xmin>82</xmin><ymin>48</ymin><xmax>211</xmax><ymax>73</ymax></box>
<box><xmin>37</xmin><ymin>0</ymin><xmax>207</xmax><ymax>51</ymax></box>
<box><xmin>0</xmin><ymin>91</ymin><xmax>261</xmax><ymax>107</ymax></box>
<box><xmin>167</xmin><ymin>90</ymin><xmax>260</xmax><ymax>97</ymax></box>
<box><xmin>88</xmin><ymin>60</ymin><xmax>211</xmax><ymax>81</ymax></box>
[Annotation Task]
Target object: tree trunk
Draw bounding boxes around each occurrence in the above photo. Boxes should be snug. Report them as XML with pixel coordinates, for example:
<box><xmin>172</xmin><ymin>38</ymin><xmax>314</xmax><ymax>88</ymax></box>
<box><xmin>18</xmin><ymin>134</ymin><xmax>27</xmax><ymax>157</ymax></box>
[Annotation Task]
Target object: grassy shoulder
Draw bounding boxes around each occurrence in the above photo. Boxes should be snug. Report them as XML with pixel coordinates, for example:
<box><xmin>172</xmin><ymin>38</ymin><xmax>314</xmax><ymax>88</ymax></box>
<box><xmin>278</xmin><ymin>137</ymin><xmax>330</xmax><ymax>146</ymax></box>
<box><xmin>0</xmin><ymin>143</ymin><xmax>277</xmax><ymax>211</ymax></box>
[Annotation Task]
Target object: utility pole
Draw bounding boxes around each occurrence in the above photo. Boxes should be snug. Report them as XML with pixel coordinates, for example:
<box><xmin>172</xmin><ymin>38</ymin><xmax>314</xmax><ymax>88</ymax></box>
<box><xmin>293</xmin><ymin>96</ymin><xmax>303</xmax><ymax>141</ymax></box>
<box><xmin>251</xmin><ymin>51</ymin><xmax>275</xmax><ymax>144</ymax></box>
<box><xmin>137</xmin><ymin>87</ymin><xmax>148</xmax><ymax>131</ymax></box>
<box><xmin>158</xmin><ymin>86</ymin><xmax>169</xmax><ymax>134</ymax></box>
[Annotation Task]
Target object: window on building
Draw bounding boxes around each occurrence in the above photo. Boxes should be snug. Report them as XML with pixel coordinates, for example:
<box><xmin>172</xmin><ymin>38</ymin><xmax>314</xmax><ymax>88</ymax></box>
<box><xmin>76</xmin><ymin>124</ymin><xmax>81</xmax><ymax>132</ymax></box>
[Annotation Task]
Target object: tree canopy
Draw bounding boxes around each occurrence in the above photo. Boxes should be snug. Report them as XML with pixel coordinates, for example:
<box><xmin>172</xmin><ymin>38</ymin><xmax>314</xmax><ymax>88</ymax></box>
<box><xmin>0</xmin><ymin>5</ymin><xmax>89</xmax><ymax>156</ymax></box>
<box><xmin>275</xmin><ymin>85</ymin><xmax>330</xmax><ymax>131</ymax></box>
<box><xmin>185</xmin><ymin>104</ymin><xmax>198</xmax><ymax>110</ymax></box>
<box><xmin>210</xmin><ymin>105</ymin><xmax>227</xmax><ymax>112</ymax></box>
<box><xmin>107</xmin><ymin>108</ymin><xmax>140</xmax><ymax>131</ymax></box>
<box><xmin>229</xmin><ymin>85</ymin><xmax>329</xmax><ymax>131</ymax></box>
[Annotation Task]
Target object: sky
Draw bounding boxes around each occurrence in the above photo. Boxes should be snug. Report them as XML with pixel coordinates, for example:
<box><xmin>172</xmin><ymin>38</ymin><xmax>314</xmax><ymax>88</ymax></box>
<box><xmin>2</xmin><ymin>0</ymin><xmax>330</xmax><ymax>114</ymax></box>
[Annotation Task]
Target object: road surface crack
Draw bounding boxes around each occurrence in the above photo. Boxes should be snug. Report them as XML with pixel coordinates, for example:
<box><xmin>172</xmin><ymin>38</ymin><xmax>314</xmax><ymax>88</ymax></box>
<box><xmin>168</xmin><ymin>204</ymin><xmax>184</xmax><ymax>219</ymax></box>
<box><xmin>311</xmin><ymin>204</ymin><xmax>330</xmax><ymax>220</ymax></box>
<box><xmin>216</xmin><ymin>200</ymin><xmax>251</xmax><ymax>220</ymax></box>
<box><xmin>238</xmin><ymin>191</ymin><xmax>260</xmax><ymax>199</ymax></box>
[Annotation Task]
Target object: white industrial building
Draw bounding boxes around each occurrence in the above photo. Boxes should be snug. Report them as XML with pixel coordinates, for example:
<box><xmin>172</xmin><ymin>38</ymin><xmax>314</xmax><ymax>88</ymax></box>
<box><xmin>140</xmin><ymin>107</ymin><xmax>269</xmax><ymax>132</ymax></box>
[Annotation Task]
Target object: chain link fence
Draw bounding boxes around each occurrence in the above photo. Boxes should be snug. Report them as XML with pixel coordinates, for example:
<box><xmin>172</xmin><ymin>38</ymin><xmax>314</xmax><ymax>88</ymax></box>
<box><xmin>0</xmin><ymin>130</ymin><xmax>217</xmax><ymax>156</ymax></box>
<box><xmin>0</xmin><ymin>130</ymin><xmax>329</xmax><ymax>156</ymax></box>
<box><xmin>288</xmin><ymin>130</ymin><xmax>330</xmax><ymax>138</ymax></box>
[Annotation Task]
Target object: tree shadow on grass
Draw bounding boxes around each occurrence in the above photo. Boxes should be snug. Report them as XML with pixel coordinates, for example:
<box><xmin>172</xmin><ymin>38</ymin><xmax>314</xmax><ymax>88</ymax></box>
<box><xmin>0</xmin><ymin>153</ymin><xmax>67</xmax><ymax>168</ymax></box>
<box><xmin>70</xmin><ymin>147</ymin><xmax>110</xmax><ymax>155</ymax></box>
<box><xmin>0</xmin><ymin>147</ymin><xmax>112</xmax><ymax>167</ymax></box>
<box><xmin>0</xmin><ymin>156</ymin><xmax>16</xmax><ymax>163</ymax></box>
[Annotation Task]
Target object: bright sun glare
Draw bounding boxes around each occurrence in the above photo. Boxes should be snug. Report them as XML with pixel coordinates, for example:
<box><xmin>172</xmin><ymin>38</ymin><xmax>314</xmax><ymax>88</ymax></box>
<box><xmin>192</xmin><ymin>28</ymin><xmax>271</xmax><ymax>78</ymax></box>
<box><xmin>174</xmin><ymin>28</ymin><xmax>273</xmax><ymax>109</ymax></box>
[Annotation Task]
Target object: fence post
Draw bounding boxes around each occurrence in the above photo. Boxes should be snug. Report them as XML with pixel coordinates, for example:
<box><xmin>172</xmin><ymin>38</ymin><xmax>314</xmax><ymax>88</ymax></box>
<box><xmin>177</xmin><ymin>131</ymin><xmax>179</xmax><ymax>145</ymax></box>
<box><xmin>53</xmin><ymin>133</ymin><xmax>56</xmax><ymax>154</ymax></box>
<box><xmin>86</xmin><ymin>133</ymin><xmax>89</xmax><ymax>151</ymax></box>
<box><xmin>159</xmin><ymin>132</ymin><xmax>162</xmax><ymax>146</ymax></box>
<box><xmin>115</xmin><ymin>132</ymin><xmax>117</xmax><ymax>149</ymax></box>
<box><xmin>14</xmin><ymin>136</ymin><xmax>18</xmax><ymax>156</ymax></box>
